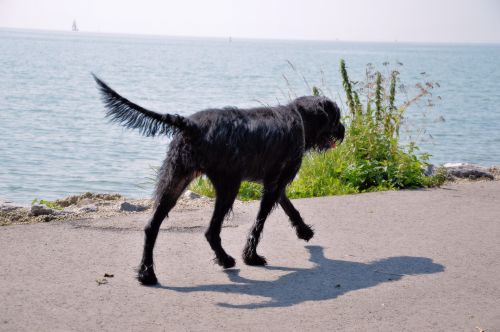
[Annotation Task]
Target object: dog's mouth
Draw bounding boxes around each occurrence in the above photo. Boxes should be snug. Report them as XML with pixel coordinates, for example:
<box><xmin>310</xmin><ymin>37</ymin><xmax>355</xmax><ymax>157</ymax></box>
<box><xmin>317</xmin><ymin>123</ymin><xmax>344</xmax><ymax>151</ymax></box>
<box><xmin>329</xmin><ymin>132</ymin><xmax>345</xmax><ymax>149</ymax></box>
<box><xmin>329</xmin><ymin>138</ymin><xmax>342</xmax><ymax>149</ymax></box>
<box><xmin>318</xmin><ymin>138</ymin><xmax>340</xmax><ymax>151</ymax></box>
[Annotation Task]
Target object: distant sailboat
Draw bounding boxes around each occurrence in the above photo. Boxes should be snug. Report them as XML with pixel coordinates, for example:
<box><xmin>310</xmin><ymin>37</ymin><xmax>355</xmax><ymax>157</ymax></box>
<box><xmin>72</xmin><ymin>20</ymin><xmax>79</xmax><ymax>32</ymax></box>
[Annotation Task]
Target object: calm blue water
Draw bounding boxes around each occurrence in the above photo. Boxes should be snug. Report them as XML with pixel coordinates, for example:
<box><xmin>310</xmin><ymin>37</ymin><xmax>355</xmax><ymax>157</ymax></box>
<box><xmin>1</xmin><ymin>29</ymin><xmax>500</xmax><ymax>203</ymax></box>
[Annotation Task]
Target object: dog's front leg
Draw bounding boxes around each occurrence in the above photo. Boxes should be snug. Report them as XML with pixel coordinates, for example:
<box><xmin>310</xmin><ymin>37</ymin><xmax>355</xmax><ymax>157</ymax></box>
<box><xmin>242</xmin><ymin>186</ymin><xmax>282</xmax><ymax>266</ymax></box>
<box><xmin>279</xmin><ymin>194</ymin><xmax>314</xmax><ymax>241</ymax></box>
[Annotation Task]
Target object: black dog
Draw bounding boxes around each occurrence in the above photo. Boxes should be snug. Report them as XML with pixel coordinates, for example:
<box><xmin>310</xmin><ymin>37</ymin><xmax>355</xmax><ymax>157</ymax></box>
<box><xmin>93</xmin><ymin>75</ymin><xmax>345</xmax><ymax>285</ymax></box>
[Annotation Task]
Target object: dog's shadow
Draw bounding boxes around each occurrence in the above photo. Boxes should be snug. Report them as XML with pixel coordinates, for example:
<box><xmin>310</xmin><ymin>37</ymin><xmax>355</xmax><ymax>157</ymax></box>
<box><xmin>161</xmin><ymin>245</ymin><xmax>444</xmax><ymax>309</ymax></box>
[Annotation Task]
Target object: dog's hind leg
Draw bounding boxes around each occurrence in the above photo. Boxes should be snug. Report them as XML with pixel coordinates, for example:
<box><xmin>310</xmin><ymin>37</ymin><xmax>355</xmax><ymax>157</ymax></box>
<box><xmin>205</xmin><ymin>177</ymin><xmax>240</xmax><ymax>269</ymax></box>
<box><xmin>138</xmin><ymin>167</ymin><xmax>194</xmax><ymax>286</ymax></box>
<box><xmin>279</xmin><ymin>194</ymin><xmax>314</xmax><ymax>241</ymax></box>
<box><xmin>242</xmin><ymin>184</ymin><xmax>284</xmax><ymax>266</ymax></box>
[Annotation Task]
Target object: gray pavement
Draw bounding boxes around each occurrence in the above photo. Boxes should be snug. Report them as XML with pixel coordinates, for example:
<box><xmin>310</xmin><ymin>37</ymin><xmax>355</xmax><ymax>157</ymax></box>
<box><xmin>1</xmin><ymin>181</ymin><xmax>499</xmax><ymax>331</ymax></box>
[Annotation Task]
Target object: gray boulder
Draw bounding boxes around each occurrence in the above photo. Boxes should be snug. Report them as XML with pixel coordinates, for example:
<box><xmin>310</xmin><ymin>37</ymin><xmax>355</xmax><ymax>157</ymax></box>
<box><xmin>120</xmin><ymin>202</ymin><xmax>148</xmax><ymax>212</ymax></box>
<box><xmin>0</xmin><ymin>200</ymin><xmax>27</xmax><ymax>212</ymax></box>
<box><xmin>183</xmin><ymin>190</ymin><xmax>202</xmax><ymax>200</ymax></box>
<box><xmin>423</xmin><ymin>164</ymin><xmax>435</xmax><ymax>177</ymax></box>
<box><xmin>31</xmin><ymin>204</ymin><xmax>57</xmax><ymax>216</ymax></box>
<box><xmin>79</xmin><ymin>204</ymin><xmax>98</xmax><ymax>213</ymax></box>
<box><xmin>443</xmin><ymin>163</ymin><xmax>494</xmax><ymax>180</ymax></box>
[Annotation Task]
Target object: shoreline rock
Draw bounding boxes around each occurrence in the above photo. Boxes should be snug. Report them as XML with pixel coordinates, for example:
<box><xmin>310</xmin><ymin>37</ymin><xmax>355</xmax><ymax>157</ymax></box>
<box><xmin>119</xmin><ymin>202</ymin><xmax>148</xmax><ymax>212</ymax></box>
<box><xmin>424</xmin><ymin>163</ymin><xmax>498</xmax><ymax>181</ymax></box>
<box><xmin>0</xmin><ymin>200</ymin><xmax>29</xmax><ymax>212</ymax></box>
<box><xmin>443</xmin><ymin>163</ymin><xmax>497</xmax><ymax>181</ymax></box>
<box><xmin>30</xmin><ymin>204</ymin><xmax>62</xmax><ymax>217</ymax></box>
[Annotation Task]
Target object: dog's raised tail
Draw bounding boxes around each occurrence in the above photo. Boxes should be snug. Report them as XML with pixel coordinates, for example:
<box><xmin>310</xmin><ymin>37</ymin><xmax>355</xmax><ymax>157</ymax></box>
<box><xmin>92</xmin><ymin>74</ymin><xmax>198</xmax><ymax>137</ymax></box>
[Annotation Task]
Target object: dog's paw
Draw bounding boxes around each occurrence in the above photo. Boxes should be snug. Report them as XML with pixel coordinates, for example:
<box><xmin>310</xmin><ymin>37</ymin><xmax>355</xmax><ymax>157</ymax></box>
<box><xmin>243</xmin><ymin>253</ymin><xmax>267</xmax><ymax>266</ymax></box>
<box><xmin>216</xmin><ymin>255</ymin><xmax>236</xmax><ymax>269</ymax></box>
<box><xmin>296</xmin><ymin>224</ymin><xmax>314</xmax><ymax>242</ymax></box>
<box><xmin>137</xmin><ymin>265</ymin><xmax>158</xmax><ymax>286</ymax></box>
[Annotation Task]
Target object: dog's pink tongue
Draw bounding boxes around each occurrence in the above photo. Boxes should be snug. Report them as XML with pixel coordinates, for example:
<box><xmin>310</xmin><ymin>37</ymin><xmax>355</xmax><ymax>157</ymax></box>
<box><xmin>331</xmin><ymin>142</ymin><xmax>336</xmax><ymax>149</ymax></box>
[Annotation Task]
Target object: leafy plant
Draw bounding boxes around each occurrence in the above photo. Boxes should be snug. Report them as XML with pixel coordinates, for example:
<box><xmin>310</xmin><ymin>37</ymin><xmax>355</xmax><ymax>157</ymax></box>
<box><xmin>31</xmin><ymin>198</ymin><xmax>64</xmax><ymax>210</ymax></box>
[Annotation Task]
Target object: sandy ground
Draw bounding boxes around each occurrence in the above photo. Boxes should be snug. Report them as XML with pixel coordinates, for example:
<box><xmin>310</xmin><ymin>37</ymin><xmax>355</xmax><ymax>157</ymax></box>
<box><xmin>1</xmin><ymin>181</ymin><xmax>500</xmax><ymax>331</ymax></box>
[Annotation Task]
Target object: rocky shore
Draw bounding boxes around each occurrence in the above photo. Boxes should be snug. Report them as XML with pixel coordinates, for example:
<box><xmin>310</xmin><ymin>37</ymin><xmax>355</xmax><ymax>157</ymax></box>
<box><xmin>1</xmin><ymin>163</ymin><xmax>499</xmax><ymax>226</ymax></box>
<box><xmin>0</xmin><ymin>191</ymin><xmax>215</xmax><ymax>226</ymax></box>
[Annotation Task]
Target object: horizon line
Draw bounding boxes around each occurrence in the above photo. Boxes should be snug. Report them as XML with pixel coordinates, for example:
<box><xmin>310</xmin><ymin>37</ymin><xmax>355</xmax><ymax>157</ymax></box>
<box><xmin>1</xmin><ymin>26</ymin><xmax>500</xmax><ymax>46</ymax></box>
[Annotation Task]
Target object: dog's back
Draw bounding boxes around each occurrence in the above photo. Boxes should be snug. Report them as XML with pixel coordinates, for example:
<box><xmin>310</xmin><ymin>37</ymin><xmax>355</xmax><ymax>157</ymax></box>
<box><xmin>187</xmin><ymin>106</ymin><xmax>305</xmax><ymax>181</ymax></box>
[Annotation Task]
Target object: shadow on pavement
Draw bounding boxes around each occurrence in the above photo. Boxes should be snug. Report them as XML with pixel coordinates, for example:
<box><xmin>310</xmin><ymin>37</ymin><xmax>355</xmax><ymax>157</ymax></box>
<box><xmin>162</xmin><ymin>245</ymin><xmax>444</xmax><ymax>309</ymax></box>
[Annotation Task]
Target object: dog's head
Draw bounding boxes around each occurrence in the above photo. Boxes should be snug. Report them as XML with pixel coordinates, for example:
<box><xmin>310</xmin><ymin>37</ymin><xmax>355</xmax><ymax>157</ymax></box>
<box><xmin>292</xmin><ymin>96</ymin><xmax>345</xmax><ymax>151</ymax></box>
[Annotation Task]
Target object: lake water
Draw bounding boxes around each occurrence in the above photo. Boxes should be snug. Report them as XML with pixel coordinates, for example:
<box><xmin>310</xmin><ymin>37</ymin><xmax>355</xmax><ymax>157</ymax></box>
<box><xmin>1</xmin><ymin>28</ymin><xmax>500</xmax><ymax>203</ymax></box>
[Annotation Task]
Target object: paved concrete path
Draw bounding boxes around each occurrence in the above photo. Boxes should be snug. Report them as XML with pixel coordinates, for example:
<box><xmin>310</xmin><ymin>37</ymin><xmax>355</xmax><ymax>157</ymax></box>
<box><xmin>1</xmin><ymin>181</ymin><xmax>499</xmax><ymax>331</ymax></box>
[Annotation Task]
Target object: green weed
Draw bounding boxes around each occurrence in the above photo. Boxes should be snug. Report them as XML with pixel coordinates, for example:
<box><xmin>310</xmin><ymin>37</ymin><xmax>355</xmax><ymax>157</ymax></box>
<box><xmin>31</xmin><ymin>198</ymin><xmax>64</xmax><ymax>210</ymax></box>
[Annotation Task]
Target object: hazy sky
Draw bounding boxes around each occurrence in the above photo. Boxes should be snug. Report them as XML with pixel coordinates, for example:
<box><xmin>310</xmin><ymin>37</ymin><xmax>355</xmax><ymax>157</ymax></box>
<box><xmin>1</xmin><ymin>0</ymin><xmax>499</xmax><ymax>43</ymax></box>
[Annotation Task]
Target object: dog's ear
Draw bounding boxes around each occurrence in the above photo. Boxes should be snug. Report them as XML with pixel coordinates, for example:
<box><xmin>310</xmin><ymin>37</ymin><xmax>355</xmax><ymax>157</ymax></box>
<box><xmin>293</xmin><ymin>97</ymin><xmax>331</xmax><ymax>149</ymax></box>
<box><xmin>319</xmin><ymin>98</ymin><xmax>340</xmax><ymax>125</ymax></box>
<box><xmin>295</xmin><ymin>100</ymin><xmax>328</xmax><ymax>129</ymax></box>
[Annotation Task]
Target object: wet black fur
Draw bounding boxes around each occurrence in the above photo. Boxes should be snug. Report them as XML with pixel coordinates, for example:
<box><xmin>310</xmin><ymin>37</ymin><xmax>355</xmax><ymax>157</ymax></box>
<box><xmin>93</xmin><ymin>75</ymin><xmax>345</xmax><ymax>286</ymax></box>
